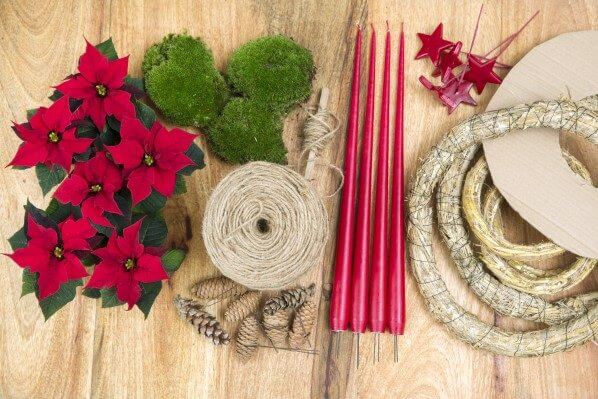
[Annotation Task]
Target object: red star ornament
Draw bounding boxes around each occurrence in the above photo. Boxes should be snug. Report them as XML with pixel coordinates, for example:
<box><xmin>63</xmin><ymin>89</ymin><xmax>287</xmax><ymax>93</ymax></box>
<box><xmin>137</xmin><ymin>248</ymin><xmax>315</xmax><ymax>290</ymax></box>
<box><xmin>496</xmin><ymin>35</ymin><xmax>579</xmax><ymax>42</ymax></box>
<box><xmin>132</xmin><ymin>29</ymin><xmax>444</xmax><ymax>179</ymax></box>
<box><xmin>440</xmin><ymin>79</ymin><xmax>477</xmax><ymax>114</ymax></box>
<box><xmin>415</xmin><ymin>23</ymin><xmax>453</xmax><ymax>65</ymax></box>
<box><xmin>463</xmin><ymin>54</ymin><xmax>502</xmax><ymax>94</ymax></box>
<box><xmin>432</xmin><ymin>41</ymin><xmax>463</xmax><ymax>83</ymax></box>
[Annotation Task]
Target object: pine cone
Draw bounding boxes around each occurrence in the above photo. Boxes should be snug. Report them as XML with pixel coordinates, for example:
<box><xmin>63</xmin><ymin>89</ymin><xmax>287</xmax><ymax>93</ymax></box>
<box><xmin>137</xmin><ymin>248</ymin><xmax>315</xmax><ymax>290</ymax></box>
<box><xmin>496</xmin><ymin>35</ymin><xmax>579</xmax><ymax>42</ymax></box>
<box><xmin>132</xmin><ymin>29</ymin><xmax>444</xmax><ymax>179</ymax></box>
<box><xmin>191</xmin><ymin>276</ymin><xmax>246</xmax><ymax>299</ymax></box>
<box><xmin>262</xmin><ymin>309</ymin><xmax>291</xmax><ymax>347</ymax></box>
<box><xmin>289</xmin><ymin>300</ymin><xmax>317</xmax><ymax>348</ymax></box>
<box><xmin>174</xmin><ymin>295</ymin><xmax>230</xmax><ymax>345</ymax></box>
<box><xmin>225</xmin><ymin>291</ymin><xmax>262</xmax><ymax>322</ymax></box>
<box><xmin>236</xmin><ymin>315</ymin><xmax>260</xmax><ymax>362</ymax></box>
<box><xmin>263</xmin><ymin>283</ymin><xmax>316</xmax><ymax>315</ymax></box>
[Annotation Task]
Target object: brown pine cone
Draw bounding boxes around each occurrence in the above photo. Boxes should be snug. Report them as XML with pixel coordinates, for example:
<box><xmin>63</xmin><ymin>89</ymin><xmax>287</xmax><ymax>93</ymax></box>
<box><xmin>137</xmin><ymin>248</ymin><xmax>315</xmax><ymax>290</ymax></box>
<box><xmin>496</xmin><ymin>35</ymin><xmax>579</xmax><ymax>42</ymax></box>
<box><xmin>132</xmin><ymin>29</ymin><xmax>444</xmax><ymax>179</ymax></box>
<box><xmin>289</xmin><ymin>300</ymin><xmax>317</xmax><ymax>348</ymax></box>
<box><xmin>174</xmin><ymin>295</ymin><xmax>230</xmax><ymax>345</ymax></box>
<box><xmin>263</xmin><ymin>283</ymin><xmax>316</xmax><ymax>315</ymax></box>
<box><xmin>225</xmin><ymin>291</ymin><xmax>262</xmax><ymax>322</ymax></box>
<box><xmin>191</xmin><ymin>276</ymin><xmax>246</xmax><ymax>299</ymax></box>
<box><xmin>236</xmin><ymin>315</ymin><xmax>260</xmax><ymax>362</ymax></box>
<box><xmin>262</xmin><ymin>308</ymin><xmax>291</xmax><ymax>347</ymax></box>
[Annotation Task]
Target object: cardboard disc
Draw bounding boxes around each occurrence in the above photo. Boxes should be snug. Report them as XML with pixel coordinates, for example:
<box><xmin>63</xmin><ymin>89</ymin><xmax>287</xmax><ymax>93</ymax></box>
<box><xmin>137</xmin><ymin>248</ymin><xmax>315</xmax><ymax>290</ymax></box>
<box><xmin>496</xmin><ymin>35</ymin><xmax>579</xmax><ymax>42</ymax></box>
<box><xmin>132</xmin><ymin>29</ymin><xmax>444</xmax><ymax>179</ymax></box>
<box><xmin>482</xmin><ymin>31</ymin><xmax>598</xmax><ymax>259</ymax></box>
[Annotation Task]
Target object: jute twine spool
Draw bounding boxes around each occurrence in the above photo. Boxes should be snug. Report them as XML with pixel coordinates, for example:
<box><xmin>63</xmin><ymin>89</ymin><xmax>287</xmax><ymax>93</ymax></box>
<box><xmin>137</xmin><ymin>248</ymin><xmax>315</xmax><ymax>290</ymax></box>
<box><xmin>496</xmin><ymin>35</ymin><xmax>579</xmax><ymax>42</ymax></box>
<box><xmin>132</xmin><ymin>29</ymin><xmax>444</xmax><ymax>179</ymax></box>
<box><xmin>462</xmin><ymin>154</ymin><xmax>597</xmax><ymax>295</ymax></box>
<box><xmin>203</xmin><ymin>162</ymin><xmax>328</xmax><ymax>290</ymax></box>
<box><xmin>408</xmin><ymin>96</ymin><xmax>598</xmax><ymax>357</ymax></box>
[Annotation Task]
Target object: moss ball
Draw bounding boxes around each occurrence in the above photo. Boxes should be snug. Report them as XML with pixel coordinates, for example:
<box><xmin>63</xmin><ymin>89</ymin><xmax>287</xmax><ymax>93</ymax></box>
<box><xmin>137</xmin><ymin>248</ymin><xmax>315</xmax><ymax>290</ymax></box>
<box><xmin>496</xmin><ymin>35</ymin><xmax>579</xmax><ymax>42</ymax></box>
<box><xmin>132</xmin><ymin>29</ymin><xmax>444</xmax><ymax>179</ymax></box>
<box><xmin>226</xmin><ymin>35</ymin><xmax>314</xmax><ymax>111</ymax></box>
<box><xmin>209</xmin><ymin>98</ymin><xmax>286</xmax><ymax>164</ymax></box>
<box><xmin>142</xmin><ymin>34</ymin><xmax>229</xmax><ymax>128</ymax></box>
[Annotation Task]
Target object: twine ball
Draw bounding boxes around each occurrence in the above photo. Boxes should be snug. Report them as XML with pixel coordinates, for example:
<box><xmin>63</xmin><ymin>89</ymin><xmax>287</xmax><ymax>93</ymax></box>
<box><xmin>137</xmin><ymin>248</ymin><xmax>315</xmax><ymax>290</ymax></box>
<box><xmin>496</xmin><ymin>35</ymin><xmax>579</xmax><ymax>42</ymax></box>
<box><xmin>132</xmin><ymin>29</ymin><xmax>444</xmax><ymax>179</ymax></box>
<box><xmin>202</xmin><ymin>162</ymin><xmax>328</xmax><ymax>290</ymax></box>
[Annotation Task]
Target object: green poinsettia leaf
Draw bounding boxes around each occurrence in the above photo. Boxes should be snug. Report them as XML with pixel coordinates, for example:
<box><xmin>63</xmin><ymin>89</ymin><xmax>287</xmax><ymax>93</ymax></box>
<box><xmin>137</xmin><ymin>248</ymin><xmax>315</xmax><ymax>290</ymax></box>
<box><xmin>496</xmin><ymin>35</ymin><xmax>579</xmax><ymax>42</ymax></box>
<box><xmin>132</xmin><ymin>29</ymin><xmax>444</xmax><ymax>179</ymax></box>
<box><xmin>69</xmin><ymin>98</ymin><xmax>83</xmax><ymax>113</ymax></box>
<box><xmin>8</xmin><ymin>227</ymin><xmax>27</xmax><ymax>251</ymax></box>
<box><xmin>82</xmin><ymin>287</ymin><xmax>101</xmax><ymax>299</ymax></box>
<box><xmin>174</xmin><ymin>175</ymin><xmax>187</xmax><ymax>194</ymax></box>
<box><xmin>90</xmin><ymin>222</ymin><xmax>113</xmax><ymax>237</ymax></box>
<box><xmin>102</xmin><ymin>191</ymin><xmax>133</xmax><ymax>234</ymax></box>
<box><xmin>161</xmin><ymin>249</ymin><xmax>186</xmax><ymax>274</ymax></box>
<box><xmin>125</xmin><ymin>76</ymin><xmax>144</xmax><ymax>91</ymax></box>
<box><xmin>179</xmin><ymin>142</ymin><xmax>205</xmax><ymax>175</ymax></box>
<box><xmin>95</xmin><ymin>38</ymin><xmax>118</xmax><ymax>61</ymax></box>
<box><xmin>136</xmin><ymin>282</ymin><xmax>162</xmax><ymax>319</ymax></box>
<box><xmin>25</xmin><ymin>200</ymin><xmax>58</xmax><ymax>230</ymax></box>
<box><xmin>106</xmin><ymin>116</ymin><xmax>121</xmax><ymax>132</ymax></box>
<box><xmin>81</xmin><ymin>254</ymin><xmax>96</xmax><ymax>267</ymax></box>
<box><xmin>39</xmin><ymin>279</ymin><xmax>83</xmax><ymax>320</ymax></box>
<box><xmin>134</xmin><ymin>190</ymin><xmax>166</xmax><ymax>215</ymax></box>
<box><xmin>100</xmin><ymin>124</ymin><xmax>120</xmax><ymax>146</ymax></box>
<box><xmin>35</xmin><ymin>164</ymin><xmax>67</xmax><ymax>196</ymax></box>
<box><xmin>77</xmin><ymin>123</ymin><xmax>99</xmax><ymax>139</ymax></box>
<box><xmin>45</xmin><ymin>199</ymin><xmax>79</xmax><ymax>223</ymax></box>
<box><xmin>26</xmin><ymin>108</ymin><xmax>39</xmax><ymax>121</ymax></box>
<box><xmin>100</xmin><ymin>288</ymin><xmax>124</xmax><ymax>308</ymax></box>
<box><xmin>48</xmin><ymin>90</ymin><xmax>63</xmax><ymax>102</ymax></box>
<box><xmin>21</xmin><ymin>269</ymin><xmax>37</xmax><ymax>298</ymax></box>
<box><xmin>139</xmin><ymin>215</ymin><xmax>167</xmax><ymax>247</ymax></box>
<box><xmin>135</xmin><ymin>100</ymin><xmax>156</xmax><ymax>129</ymax></box>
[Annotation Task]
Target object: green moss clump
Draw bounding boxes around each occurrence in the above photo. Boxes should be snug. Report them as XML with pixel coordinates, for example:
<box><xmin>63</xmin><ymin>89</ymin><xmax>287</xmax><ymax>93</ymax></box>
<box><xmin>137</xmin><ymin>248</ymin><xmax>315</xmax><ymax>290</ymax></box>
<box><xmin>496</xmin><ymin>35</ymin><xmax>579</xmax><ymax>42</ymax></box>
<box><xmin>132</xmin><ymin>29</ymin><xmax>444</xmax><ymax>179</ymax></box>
<box><xmin>209</xmin><ymin>98</ymin><xmax>286</xmax><ymax>164</ymax></box>
<box><xmin>142</xmin><ymin>34</ymin><xmax>229</xmax><ymax>128</ymax></box>
<box><xmin>226</xmin><ymin>35</ymin><xmax>315</xmax><ymax>111</ymax></box>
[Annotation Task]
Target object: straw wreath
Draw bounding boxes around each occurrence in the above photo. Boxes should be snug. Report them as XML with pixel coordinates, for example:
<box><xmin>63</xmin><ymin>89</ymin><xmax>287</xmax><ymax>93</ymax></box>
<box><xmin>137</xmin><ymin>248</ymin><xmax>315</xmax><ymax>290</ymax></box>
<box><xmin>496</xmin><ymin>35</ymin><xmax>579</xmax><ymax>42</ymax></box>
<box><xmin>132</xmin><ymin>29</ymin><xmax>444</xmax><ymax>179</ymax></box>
<box><xmin>408</xmin><ymin>96</ymin><xmax>598</xmax><ymax>357</ymax></box>
<box><xmin>462</xmin><ymin>154</ymin><xmax>597</xmax><ymax>295</ymax></box>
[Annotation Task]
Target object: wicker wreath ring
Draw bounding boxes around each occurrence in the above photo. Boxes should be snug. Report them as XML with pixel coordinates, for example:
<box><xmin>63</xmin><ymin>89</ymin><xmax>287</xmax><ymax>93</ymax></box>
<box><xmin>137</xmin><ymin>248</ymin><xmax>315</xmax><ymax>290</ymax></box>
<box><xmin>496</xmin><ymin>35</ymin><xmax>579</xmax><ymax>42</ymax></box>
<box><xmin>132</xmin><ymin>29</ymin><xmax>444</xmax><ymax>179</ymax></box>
<box><xmin>462</xmin><ymin>153</ymin><xmax>597</xmax><ymax>296</ymax></box>
<box><xmin>408</xmin><ymin>96</ymin><xmax>598</xmax><ymax>357</ymax></box>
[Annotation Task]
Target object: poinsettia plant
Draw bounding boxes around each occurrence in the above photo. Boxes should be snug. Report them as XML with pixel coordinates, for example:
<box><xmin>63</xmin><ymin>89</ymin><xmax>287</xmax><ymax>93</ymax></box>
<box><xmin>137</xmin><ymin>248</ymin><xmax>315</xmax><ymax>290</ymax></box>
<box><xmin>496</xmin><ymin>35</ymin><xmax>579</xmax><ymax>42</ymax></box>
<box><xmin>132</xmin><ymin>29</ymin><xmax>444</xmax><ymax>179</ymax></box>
<box><xmin>6</xmin><ymin>39</ymin><xmax>204</xmax><ymax>320</ymax></box>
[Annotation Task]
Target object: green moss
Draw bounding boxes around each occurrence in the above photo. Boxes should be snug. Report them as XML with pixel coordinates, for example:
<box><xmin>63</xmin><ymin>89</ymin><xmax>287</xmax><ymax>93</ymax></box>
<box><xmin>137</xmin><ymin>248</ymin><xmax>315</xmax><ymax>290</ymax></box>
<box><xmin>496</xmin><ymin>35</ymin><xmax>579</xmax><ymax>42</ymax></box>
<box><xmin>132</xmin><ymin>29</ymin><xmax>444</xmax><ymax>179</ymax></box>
<box><xmin>226</xmin><ymin>35</ymin><xmax>314</xmax><ymax>111</ymax></box>
<box><xmin>142</xmin><ymin>34</ymin><xmax>229</xmax><ymax>128</ymax></box>
<box><xmin>208</xmin><ymin>98</ymin><xmax>286</xmax><ymax>164</ymax></box>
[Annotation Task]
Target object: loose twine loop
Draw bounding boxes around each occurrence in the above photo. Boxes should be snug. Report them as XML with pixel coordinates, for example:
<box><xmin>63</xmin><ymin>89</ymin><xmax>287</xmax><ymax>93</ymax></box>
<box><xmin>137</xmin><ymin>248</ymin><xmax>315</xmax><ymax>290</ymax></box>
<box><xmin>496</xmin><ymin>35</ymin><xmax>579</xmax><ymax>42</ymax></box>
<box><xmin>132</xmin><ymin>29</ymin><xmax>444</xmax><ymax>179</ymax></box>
<box><xmin>299</xmin><ymin>105</ymin><xmax>345</xmax><ymax>198</ymax></box>
<box><xmin>203</xmin><ymin>162</ymin><xmax>329</xmax><ymax>290</ymax></box>
<box><xmin>408</xmin><ymin>96</ymin><xmax>598</xmax><ymax>357</ymax></box>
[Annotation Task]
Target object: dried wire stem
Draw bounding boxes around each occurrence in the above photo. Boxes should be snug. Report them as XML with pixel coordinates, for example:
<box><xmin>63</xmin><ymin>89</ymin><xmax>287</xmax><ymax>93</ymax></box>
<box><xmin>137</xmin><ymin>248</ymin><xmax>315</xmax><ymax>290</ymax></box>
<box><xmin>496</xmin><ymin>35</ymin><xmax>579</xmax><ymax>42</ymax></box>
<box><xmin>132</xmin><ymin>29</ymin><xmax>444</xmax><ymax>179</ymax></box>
<box><xmin>191</xmin><ymin>276</ymin><xmax>246</xmax><ymax>300</ymax></box>
<box><xmin>409</xmin><ymin>97</ymin><xmax>598</xmax><ymax>357</ymax></box>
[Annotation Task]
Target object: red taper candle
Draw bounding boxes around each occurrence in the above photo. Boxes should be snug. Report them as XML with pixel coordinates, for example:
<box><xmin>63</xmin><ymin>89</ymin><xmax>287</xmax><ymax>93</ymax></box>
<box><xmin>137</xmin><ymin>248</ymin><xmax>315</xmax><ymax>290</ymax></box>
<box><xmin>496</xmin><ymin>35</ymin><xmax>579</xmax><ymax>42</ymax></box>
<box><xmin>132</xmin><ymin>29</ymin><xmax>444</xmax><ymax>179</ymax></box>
<box><xmin>329</xmin><ymin>27</ymin><xmax>362</xmax><ymax>332</ymax></box>
<box><xmin>389</xmin><ymin>27</ymin><xmax>405</xmax><ymax>335</ymax></box>
<box><xmin>350</xmin><ymin>27</ymin><xmax>376</xmax><ymax>334</ymax></box>
<box><xmin>369</xmin><ymin>26</ymin><xmax>391</xmax><ymax>333</ymax></box>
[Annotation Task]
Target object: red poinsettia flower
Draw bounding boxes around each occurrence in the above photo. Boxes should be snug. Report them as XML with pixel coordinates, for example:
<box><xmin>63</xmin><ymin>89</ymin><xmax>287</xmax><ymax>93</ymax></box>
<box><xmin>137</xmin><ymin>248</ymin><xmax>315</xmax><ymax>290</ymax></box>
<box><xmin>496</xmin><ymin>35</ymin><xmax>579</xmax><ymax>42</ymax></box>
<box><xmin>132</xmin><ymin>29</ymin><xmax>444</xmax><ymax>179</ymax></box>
<box><xmin>86</xmin><ymin>219</ymin><xmax>168</xmax><ymax>309</ymax></box>
<box><xmin>8</xmin><ymin>97</ymin><xmax>92</xmax><ymax>171</ymax></box>
<box><xmin>107</xmin><ymin>118</ymin><xmax>196</xmax><ymax>204</ymax></box>
<box><xmin>54</xmin><ymin>152</ymin><xmax>124</xmax><ymax>227</ymax></box>
<box><xmin>6</xmin><ymin>215</ymin><xmax>95</xmax><ymax>300</ymax></box>
<box><xmin>55</xmin><ymin>40</ymin><xmax>135</xmax><ymax>130</ymax></box>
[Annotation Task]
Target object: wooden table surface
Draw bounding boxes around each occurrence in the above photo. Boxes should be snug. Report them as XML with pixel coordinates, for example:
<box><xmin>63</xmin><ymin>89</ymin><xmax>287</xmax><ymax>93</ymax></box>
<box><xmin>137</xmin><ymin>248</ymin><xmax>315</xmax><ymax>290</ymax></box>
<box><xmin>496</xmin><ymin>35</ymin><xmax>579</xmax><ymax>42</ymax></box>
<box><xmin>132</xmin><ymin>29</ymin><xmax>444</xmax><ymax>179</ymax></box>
<box><xmin>0</xmin><ymin>1</ymin><xmax>597</xmax><ymax>398</ymax></box>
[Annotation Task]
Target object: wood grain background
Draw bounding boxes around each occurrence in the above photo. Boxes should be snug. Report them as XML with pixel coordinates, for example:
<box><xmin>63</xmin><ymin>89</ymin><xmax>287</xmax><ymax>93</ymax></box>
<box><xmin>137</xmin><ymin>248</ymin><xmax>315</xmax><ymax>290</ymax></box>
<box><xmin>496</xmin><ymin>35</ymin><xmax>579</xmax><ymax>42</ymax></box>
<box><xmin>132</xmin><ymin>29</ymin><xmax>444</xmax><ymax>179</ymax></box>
<box><xmin>0</xmin><ymin>1</ymin><xmax>597</xmax><ymax>398</ymax></box>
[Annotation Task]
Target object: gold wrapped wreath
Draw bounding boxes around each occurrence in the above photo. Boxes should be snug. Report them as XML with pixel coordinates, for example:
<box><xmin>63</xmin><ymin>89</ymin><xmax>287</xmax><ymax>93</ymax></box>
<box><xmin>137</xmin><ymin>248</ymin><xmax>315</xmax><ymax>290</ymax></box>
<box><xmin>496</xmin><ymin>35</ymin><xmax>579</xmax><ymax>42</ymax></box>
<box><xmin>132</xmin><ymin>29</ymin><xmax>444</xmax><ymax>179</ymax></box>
<box><xmin>462</xmin><ymin>154</ymin><xmax>597</xmax><ymax>296</ymax></box>
<box><xmin>408</xmin><ymin>96</ymin><xmax>598</xmax><ymax>357</ymax></box>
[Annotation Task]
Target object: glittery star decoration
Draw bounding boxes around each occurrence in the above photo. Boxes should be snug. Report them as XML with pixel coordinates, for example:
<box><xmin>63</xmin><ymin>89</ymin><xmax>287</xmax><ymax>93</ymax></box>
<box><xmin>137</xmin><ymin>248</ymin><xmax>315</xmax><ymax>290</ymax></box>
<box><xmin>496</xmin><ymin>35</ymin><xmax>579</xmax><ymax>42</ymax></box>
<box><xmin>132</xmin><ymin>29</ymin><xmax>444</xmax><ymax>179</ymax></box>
<box><xmin>463</xmin><ymin>54</ymin><xmax>502</xmax><ymax>94</ymax></box>
<box><xmin>415</xmin><ymin>23</ymin><xmax>453</xmax><ymax>65</ymax></box>
<box><xmin>439</xmin><ymin>79</ymin><xmax>477</xmax><ymax>114</ymax></box>
<box><xmin>432</xmin><ymin>41</ymin><xmax>463</xmax><ymax>83</ymax></box>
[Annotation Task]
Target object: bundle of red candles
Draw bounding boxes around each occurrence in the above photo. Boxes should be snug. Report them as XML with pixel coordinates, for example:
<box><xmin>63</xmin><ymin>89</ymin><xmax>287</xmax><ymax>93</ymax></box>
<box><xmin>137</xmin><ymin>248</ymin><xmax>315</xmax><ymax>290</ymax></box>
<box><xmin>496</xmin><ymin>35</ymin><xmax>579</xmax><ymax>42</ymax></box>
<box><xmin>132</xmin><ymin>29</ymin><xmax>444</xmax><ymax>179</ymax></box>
<box><xmin>329</xmin><ymin>24</ymin><xmax>405</xmax><ymax>352</ymax></box>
